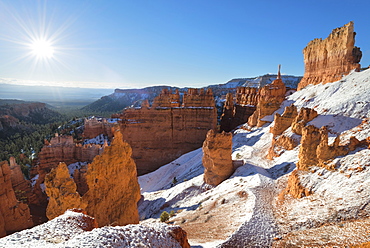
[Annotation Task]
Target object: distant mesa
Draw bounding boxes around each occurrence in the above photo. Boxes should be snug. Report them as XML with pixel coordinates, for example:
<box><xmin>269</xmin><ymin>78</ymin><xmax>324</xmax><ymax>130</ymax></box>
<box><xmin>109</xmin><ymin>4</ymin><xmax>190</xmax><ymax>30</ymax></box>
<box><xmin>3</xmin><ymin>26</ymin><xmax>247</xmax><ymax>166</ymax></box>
<box><xmin>298</xmin><ymin>21</ymin><xmax>362</xmax><ymax>90</ymax></box>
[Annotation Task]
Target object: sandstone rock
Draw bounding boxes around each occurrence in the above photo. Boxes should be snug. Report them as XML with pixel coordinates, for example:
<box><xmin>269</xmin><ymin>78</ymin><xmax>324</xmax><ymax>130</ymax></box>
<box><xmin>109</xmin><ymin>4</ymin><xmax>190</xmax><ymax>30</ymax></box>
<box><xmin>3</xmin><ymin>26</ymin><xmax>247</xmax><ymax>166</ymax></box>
<box><xmin>32</xmin><ymin>134</ymin><xmax>104</xmax><ymax>206</ymax></box>
<box><xmin>279</xmin><ymin>170</ymin><xmax>311</xmax><ymax>200</ymax></box>
<box><xmin>82</xmin><ymin>130</ymin><xmax>141</xmax><ymax>226</ymax></box>
<box><xmin>220</xmin><ymin>90</ymin><xmax>256</xmax><ymax>132</ymax></box>
<box><xmin>9</xmin><ymin>157</ymin><xmax>32</xmax><ymax>196</ymax></box>
<box><xmin>44</xmin><ymin>162</ymin><xmax>87</xmax><ymax>220</ymax></box>
<box><xmin>298</xmin><ymin>21</ymin><xmax>362</xmax><ymax>90</ymax></box>
<box><xmin>83</xmin><ymin>117</ymin><xmax>117</xmax><ymax>139</ymax></box>
<box><xmin>0</xmin><ymin>161</ymin><xmax>32</xmax><ymax>237</ymax></box>
<box><xmin>73</xmin><ymin>164</ymin><xmax>88</xmax><ymax>196</ymax></box>
<box><xmin>291</xmin><ymin>107</ymin><xmax>318</xmax><ymax>135</ymax></box>
<box><xmin>248</xmin><ymin>66</ymin><xmax>286</xmax><ymax>127</ymax></box>
<box><xmin>202</xmin><ymin>129</ymin><xmax>234</xmax><ymax>186</ymax></box>
<box><xmin>296</xmin><ymin>125</ymin><xmax>322</xmax><ymax>170</ymax></box>
<box><xmin>270</xmin><ymin>104</ymin><xmax>298</xmax><ymax>136</ymax></box>
<box><xmin>118</xmin><ymin>88</ymin><xmax>217</xmax><ymax>175</ymax></box>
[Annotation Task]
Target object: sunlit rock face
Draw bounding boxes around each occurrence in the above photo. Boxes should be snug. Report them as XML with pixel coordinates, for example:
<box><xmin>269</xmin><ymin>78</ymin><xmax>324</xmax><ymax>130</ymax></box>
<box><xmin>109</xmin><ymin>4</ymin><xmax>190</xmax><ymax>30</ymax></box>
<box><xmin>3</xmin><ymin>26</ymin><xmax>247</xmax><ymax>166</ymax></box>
<box><xmin>44</xmin><ymin>131</ymin><xmax>141</xmax><ymax>227</ymax></box>
<box><xmin>298</xmin><ymin>21</ymin><xmax>362</xmax><ymax>90</ymax></box>
<box><xmin>31</xmin><ymin>135</ymin><xmax>105</xmax><ymax>206</ymax></box>
<box><xmin>83</xmin><ymin>130</ymin><xmax>141</xmax><ymax>227</ymax></box>
<box><xmin>248</xmin><ymin>70</ymin><xmax>287</xmax><ymax>127</ymax></box>
<box><xmin>0</xmin><ymin>161</ymin><xmax>33</xmax><ymax>237</ymax></box>
<box><xmin>44</xmin><ymin>162</ymin><xmax>87</xmax><ymax>220</ymax></box>
<box><xmin>202</xmin><ymin>129</ymin><xmax>233</xmax><ymax>186</ymax></box>
<box><xmin>118</xmin><ymin>88</ymin><xmax>217</xmax><ymax>175</ymax></box>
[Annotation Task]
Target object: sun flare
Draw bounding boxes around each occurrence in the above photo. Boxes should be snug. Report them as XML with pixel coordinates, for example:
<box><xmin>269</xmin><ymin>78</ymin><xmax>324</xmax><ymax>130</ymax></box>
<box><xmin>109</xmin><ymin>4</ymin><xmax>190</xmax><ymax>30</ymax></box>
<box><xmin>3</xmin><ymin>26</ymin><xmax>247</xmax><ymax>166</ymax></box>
<box><xmin>30</xmin><ymin>39</ymin><xmax>55</xmax><ymax>59</ymax></box>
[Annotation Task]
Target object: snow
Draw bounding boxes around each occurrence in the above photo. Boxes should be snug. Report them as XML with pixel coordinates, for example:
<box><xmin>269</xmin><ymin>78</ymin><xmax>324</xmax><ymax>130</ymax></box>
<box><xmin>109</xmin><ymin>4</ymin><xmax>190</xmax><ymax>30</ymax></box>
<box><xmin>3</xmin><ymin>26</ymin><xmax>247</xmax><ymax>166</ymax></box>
<box><xmin>67</xmin><ymin>162</ymin><xmax>88</xmax><ymax>177</ymax></box>
<box><xmin>82</xmin><ymin>134</ymin><xmax>108</xmax><ymax>145</ymax></box>
<box><xmin>30</xmin><ymin>174</ymin><xmax>39</xmax><ymax>187</ymax></box>
<box><xmin>0</xmin><ymin>210</ymin><xmax>184</xmax><ymax>248</ymax></box>
<box><xmin>2</xmin><ymin>69</ymin><xmax>369</xmax><ymax>246</ymax></box>
<box><xmin>137</xmin><ymin>69</ymin><xmax>370</xmax><ymax>246</ymax></box>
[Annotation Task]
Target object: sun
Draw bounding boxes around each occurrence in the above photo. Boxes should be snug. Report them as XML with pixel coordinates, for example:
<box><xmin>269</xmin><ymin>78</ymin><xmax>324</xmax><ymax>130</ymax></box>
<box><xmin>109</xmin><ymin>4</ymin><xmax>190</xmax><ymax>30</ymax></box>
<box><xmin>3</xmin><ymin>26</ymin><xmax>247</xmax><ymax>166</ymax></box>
<box><xmin>30</xmin><ymin>39</ymin><xmax>55</xmax><ymax>59</ymax></box>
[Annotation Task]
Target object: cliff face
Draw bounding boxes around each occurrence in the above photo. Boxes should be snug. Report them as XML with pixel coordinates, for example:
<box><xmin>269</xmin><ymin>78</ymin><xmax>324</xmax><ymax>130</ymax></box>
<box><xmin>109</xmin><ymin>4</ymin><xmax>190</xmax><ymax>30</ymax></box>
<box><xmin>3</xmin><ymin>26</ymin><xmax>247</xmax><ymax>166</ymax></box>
<box><xmin>0</xmin><ymin>161</ymin><xmax>32</xmax><ymax>237</ymax></box>
<box><xmin>44</xmin><ymin>131</ymin><xmax>140</xmax><ymax>227</ymax></box>
<box><xmin>248</xmin><ymin>70</ymin><xmax>287</xmax><ymax>127</ymax></box>
<box><xmin>202</xmin><ymin>130</ymin><xmax>233</xmax><ymax>186</ymax></box>
<box><xmin>83</xmin><ymin>130</ymin><xmax>141</xmax><ymax>226</ymax></box>
<box><xmin>268</xmin><ymin>106</ymin><xmax>317</xmax><ymax>159</ymax></box>
<box><xmin>44</xmin><ymin>162</ymin><xmax>87</xmax><ymax>220</ymax></box>
<box><xmin>220</xmin><ymin>89</ymin><xmax>257</xmax><ymax>132</ymax></box>
<box><xmin>298</xmin><ymin>21</ymin><xmax>362</xmax><ymax>90</ymax></box>
<box><xmin>9</xmin><ymin>157</ymin><xmax>31</xmax><ymax>195</ymax></box>
<box><xmin>32</xmin><ymin>135</ymin><xmax>105</xmax><ymax>206</ymax></box>
<box><xmin>118</xmin><ymin>88</ymin><xmax>217</xmax><ymax>175</ymax></box>
<box><xmin>83</xmin><ymin>117</ymin><xmax>117</xmax><ymax>139</ymax></box>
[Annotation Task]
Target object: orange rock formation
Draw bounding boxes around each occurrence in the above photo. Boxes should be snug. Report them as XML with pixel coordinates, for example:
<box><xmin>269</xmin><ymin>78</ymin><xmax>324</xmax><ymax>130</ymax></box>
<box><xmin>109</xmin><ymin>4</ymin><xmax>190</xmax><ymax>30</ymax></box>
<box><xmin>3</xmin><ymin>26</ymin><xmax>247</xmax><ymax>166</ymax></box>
<box><xmin>44</xmin><ymin>130</ymin><xmax>141</xmax><ymax>227</ymax></box>
<box><xmin>83</xmin><ymin>130</ymin><xmax>140</xmax><ymax>226</ymax></box>
<box><xmin>202</xmin><ymin>129</ymin><xmax>234</xmax><ymax>186</ymax></box>
<box><xmin>268</xmin><ymin>107</ymin><xmax>318</xmax><ymax>159</ymax></box>
<box><xmin>298</xmin><ymin>21</ymin><xmax>362</xmax><ymax>90</ymax></box>
<box><xmin>83</xmin><ymin>117</ymin><xmax>117</xmax><ymax>139</ymax></box>
<box><xmin>118</xmin><ymin>88</ymin><xmax>217</xmax><ymax>175</ymax></box>
<box><xmin>248</xmin><ymin>66</ymin><xmax>287</xmax><ymax>127</ymax></box>
<box><xmin>0</xmin><ymin>161</ymin><xmax>33</xmax><ymax>237</ymax></box>
<box><xmin>220</xmin><ymin>90</ymin><xmax>257</xmax><ymax>132</ymax></box>
<box><xmin>44</xmin><ymin>162</ymin><xmax>87</xmax><ymax>220</ymax></box>
<box><xmin>9</xmin><ymin>157</ymin><xmax>32</xmax><ymax>196</ymax></box>
<box><xmin>32</xmin><ymin>134</ymin><xmax>105</xmax><ymax>206</ymax></box>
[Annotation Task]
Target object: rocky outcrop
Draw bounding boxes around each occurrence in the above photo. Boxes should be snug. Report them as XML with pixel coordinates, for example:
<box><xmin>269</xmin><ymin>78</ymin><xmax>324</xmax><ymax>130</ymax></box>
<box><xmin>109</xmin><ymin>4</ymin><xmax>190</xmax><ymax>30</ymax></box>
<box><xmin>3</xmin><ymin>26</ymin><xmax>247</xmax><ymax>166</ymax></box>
<box><xmin>118</xmin><ymin>88</ymin><xmax>217</xmax><ymax>175</ymax></box>
<box><xmin>220</xmin><ymin>90</ymin><xmax>257</xmax><ymax>132</ymax></box>
<box><xmin>297</xmin><ymin>125</ymin><xmax>363</xmax><ymax>171</ymax></box>
<box><xmin>43</xmin><ymin>130</ymin><xmax>141</xmax><ymax>227</ymax></box>
<box><xmin>83</xmin><ymin>117</ymin><xmax>117</xmax><ymax>139</ymax></box>
<box><xmin>268</xmin><ymin>107</ymin><xmax>318</xmax><ymax>159</ymax></box>
<box><xmin>44</xmin><ymin>162</ymin><xmax>87</xmax><ymax>220</ymax></box>
<box><xmin>9</xmin><ymin>157</ymin><xmax>31</xmax><ymax>196</ymax></box>
<box><xmin>298</xmin><ymin>21</ymin><xmax>362</xmax><ymax>90</ymax></box>
<box><xmin>31</xmin><ymin>134</ymin><xmax>105</xmax><ymax>206</ymax></box>
<box><xmin>0</xmin><ymin>161</ymin><xmax>32</xmax><ymax>237</ymax></box>
<box><xmin>279</xmin><ymin>170</ymin><xmax>311</xmax><ymax>200</ymax></box>
<box><xmin>202</xmin><ymin>129</ymin><xmax>233</xmax><ymax>186</ymax></box>
<box><xmin>83</xmin><ymin>130</ymin><xmax>140</xmax><ymax>226</ymax></box>
<box><xmin>248</xmin><ymin>66</ymin><xmax>287</xmax><ymax>127</ymax></box>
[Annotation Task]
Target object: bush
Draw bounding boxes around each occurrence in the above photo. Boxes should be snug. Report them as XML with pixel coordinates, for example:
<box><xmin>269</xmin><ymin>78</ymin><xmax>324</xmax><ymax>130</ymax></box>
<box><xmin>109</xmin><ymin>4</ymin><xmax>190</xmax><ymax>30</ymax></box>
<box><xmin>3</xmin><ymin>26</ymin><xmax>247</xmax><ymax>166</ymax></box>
<box><xmin>160</xmin><ymin>211</ymin><xmax>170</xmax><ymax>222</ymax></box>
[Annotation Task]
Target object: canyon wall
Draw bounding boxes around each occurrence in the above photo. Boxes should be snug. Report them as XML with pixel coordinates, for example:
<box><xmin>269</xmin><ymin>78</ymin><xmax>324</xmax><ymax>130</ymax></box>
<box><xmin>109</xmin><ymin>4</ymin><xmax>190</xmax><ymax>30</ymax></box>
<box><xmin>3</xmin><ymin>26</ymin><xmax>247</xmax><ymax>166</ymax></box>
<box><xmin>83</xmin><ymin>117</ymin><xmax>117</xmax><ymax>139</ymax></box>
<box><xmin>0</xmin><ymin>161</ymin><xmax>32</xmax><ymax>237</ymax></box>
<box><xmin>118</xmin><ymin>88</ymin><xmax>217</xmax><ymax>175</ymax></box>
<box><xmin>31</xmin><ymin>135</ymin><xmax>105</xmax><ymax>206</ymax></box>
<box><xmin>298</xmin><ymin>21</ymin><xmax>362</xmax><ymax>90</ymax></box>
<box><xmin>44</xmin><ymin>131</ymin><xmax>141</xmax><ymax>227</ymax></box>
<box><xmin>202</xmin><ymin>130</ymin><xmax>233</xmax><ymax>186</ymax></box>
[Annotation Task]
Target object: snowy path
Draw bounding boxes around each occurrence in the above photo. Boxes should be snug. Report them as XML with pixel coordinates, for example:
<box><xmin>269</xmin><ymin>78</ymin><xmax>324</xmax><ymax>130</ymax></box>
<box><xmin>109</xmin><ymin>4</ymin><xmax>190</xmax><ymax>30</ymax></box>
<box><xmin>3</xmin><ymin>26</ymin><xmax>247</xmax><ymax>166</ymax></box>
<box><xmin>218</xmin><ymin>179</ymin><xmax>279</xmax><ymax>248</ymax></box>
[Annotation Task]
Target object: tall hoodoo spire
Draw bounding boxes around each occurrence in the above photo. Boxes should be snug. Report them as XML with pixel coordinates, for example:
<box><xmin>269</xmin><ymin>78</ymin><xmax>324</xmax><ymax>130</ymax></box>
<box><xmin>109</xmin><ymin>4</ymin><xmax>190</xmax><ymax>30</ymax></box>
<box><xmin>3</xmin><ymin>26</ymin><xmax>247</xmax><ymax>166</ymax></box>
<box><xmin>277</xmin><ymin>64</ymin><xmax>281</xmax><ymax>80</ymax></box>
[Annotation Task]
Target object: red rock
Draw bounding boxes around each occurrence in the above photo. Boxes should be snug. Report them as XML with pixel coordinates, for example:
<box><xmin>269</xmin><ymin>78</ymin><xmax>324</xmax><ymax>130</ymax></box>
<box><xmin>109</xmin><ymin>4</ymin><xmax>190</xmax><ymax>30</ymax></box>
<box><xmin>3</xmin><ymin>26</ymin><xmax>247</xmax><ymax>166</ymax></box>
<box><xmin>83</xmin><ymin>117</ymin><xmax>117</xmax><ymax>139</ymax></box>
<box><xmin>202</xmin><ymin>130</ymin><xmax>234</xmax><ymax>186</ymax></box>
<box><xmin>118</xmin><ymin>88</ymin><xmax>217</xmax><ymax>175</ymax></box>
<box><xmin>248</xmin><ymin>66</ymin><xmax>286</xmax><ymax>127</ymax></box>
<box><xmin>0</xmin><ymin>161</ymin><xmax>33</xmax><ymax>237</ymax></box>
<box><xmin>298</xmin><ymin>21</ymin><xmax>362</xmax><ymax>90</ymax></box>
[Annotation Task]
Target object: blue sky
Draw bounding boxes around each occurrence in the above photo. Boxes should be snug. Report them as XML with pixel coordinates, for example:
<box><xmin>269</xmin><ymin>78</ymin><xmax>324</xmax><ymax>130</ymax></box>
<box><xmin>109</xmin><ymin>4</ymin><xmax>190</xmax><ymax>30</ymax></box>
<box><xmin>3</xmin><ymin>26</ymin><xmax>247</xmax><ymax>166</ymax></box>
<box><xmin>0</xmin><ymin>0</ymin><xmax>369</xmax><ymax>89</ymax></box>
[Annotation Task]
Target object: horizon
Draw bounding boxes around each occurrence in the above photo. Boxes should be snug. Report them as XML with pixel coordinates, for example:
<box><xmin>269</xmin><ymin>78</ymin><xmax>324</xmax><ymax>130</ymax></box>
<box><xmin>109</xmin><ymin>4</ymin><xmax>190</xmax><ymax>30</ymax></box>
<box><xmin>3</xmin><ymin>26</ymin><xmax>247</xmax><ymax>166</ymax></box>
<box><xmin>1</xmin><ymin>0</ymin><xmax>369</xmax><ymax>89</ymax></box>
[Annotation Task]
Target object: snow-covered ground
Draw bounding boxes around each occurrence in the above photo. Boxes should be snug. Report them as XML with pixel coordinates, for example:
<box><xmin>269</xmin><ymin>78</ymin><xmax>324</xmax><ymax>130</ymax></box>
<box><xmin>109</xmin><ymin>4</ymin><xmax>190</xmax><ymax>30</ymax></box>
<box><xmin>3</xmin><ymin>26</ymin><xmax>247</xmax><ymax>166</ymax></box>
<box><xmin>138</xmin><ymin>69</ymin><xmax>370</xmax><ymax>247</ymax></box>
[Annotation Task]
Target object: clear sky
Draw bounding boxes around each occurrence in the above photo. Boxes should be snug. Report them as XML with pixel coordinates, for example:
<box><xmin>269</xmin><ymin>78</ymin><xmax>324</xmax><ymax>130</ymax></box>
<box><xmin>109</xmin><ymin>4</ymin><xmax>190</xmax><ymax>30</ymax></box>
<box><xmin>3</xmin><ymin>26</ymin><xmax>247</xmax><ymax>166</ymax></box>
<box><xmin>0</xmin><ymin>0</ymin><xmax>369</xmax><ymax>89</ymax></box>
